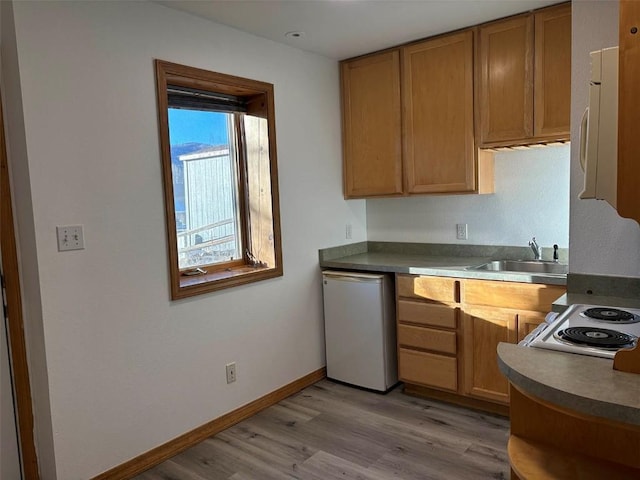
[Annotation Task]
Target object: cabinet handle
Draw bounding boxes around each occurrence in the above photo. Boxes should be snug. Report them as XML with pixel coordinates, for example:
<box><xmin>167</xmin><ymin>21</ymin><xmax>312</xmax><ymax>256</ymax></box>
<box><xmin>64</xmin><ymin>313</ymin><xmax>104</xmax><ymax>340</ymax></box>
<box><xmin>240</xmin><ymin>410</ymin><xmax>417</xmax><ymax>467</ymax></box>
<box><xmin>579</xmin><ymin>108</ymin><xmax>589</xmax><ymax>172</ymax></box>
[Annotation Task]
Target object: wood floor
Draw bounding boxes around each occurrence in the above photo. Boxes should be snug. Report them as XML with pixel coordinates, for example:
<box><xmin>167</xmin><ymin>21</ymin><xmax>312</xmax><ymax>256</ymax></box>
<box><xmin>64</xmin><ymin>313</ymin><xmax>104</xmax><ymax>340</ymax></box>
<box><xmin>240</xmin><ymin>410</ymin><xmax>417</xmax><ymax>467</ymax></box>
<box><xmin>134</xmin><ymin>380</ymin><xmax>510</xmax><ymax>480</ymax></box>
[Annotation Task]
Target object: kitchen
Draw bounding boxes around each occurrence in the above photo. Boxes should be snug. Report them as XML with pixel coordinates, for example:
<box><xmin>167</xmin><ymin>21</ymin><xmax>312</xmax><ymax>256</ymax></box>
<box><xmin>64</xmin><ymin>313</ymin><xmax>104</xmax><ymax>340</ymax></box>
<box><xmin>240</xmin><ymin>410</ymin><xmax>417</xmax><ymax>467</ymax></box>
<box><xmin>0</xmin><ymin>1</ymin><xmax>638</xmax><ymax>479</ymax></box>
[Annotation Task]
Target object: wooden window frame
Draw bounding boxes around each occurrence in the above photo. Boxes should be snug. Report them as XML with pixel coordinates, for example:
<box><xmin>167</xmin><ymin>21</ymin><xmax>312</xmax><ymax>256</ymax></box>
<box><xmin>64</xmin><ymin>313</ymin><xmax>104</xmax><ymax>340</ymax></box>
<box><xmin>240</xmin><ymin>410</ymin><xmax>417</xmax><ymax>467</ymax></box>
<box><xmin>155</xmin><ymin>60</ymin><xmax>283</xmax><ymax>299</ymax></box>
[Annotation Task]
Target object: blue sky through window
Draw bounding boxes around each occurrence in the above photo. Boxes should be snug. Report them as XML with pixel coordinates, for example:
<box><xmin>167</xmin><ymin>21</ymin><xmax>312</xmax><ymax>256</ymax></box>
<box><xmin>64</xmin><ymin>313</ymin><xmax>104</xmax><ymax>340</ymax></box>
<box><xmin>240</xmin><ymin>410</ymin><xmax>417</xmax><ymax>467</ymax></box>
<box><xmin>168</xmin><ymin>109</ymin><xmax>229</xmax><ymax>146</ymax></box>
<box><xmin>168</xmin><ymin>108</ymin><xmax>231</xmax><ymax>220</ymax></box>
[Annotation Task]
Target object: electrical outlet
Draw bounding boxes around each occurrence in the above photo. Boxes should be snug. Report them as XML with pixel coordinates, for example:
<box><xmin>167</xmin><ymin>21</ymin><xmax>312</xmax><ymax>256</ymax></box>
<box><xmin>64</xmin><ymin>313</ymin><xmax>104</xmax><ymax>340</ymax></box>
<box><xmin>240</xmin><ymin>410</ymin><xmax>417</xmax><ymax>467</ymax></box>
<box><xmin>345</xmin><ymin>223</ymin><xmax>352</xmax><ymax>240</ymax></box>
<box><xmin>56</xmin><ymin>225</ymin><xmax>85</xmax><ymax>251</ymax></box>
<box><xmin>226</xmin><ymin>362</ymin><xmax>236</xmax><ymax>384</ymax></box>
<box><xmin>456</xmin><ymin>223</ymin><xmax>468</xmax><ymax>240</ymax></box>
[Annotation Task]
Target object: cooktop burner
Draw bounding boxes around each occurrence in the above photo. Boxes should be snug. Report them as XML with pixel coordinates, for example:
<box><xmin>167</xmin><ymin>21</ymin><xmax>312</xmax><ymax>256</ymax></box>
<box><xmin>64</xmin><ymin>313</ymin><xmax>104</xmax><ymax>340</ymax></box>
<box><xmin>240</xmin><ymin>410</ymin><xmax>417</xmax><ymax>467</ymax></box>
<box><xmin>527</xmin><ymin>304</ymin><xmax>640</xmax><ymax>359</ymax></box>
<box><xmin>582</xmin><ymin>307</ymin><xmax>639</xmax><ymax>323</ymax></box>
<box><xmin>554</xmin><ymin>326</ymin><xmax>638</xmax><ymax>350</ymax></box>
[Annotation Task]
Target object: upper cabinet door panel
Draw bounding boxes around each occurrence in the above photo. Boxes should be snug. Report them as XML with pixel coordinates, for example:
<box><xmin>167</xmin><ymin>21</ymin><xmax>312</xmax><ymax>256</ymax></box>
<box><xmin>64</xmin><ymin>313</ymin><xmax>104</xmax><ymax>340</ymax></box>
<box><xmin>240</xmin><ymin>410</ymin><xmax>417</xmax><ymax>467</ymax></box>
<box><xmin>478</xmin><ymin>15</ymin><xmax>534</xmax><ymax>144</ymax></box>
<box><xmin>534</xmin><ymin>3</ymin><xmax>572</xmax><ymax>138</ymax></box>
<box><xmin>618</xmin><ymin>0</ymin><xmax>640</xmax><ymax>223</ymax></box>
<box><xmin>402</xmin><ymin>30</ymin><xmax>476</xmax><ymax>194</ymax></box>
<box><xmin>341</xmin><ymin>51</ymin><xmax>403</xmax><ymax>198</ymax></box>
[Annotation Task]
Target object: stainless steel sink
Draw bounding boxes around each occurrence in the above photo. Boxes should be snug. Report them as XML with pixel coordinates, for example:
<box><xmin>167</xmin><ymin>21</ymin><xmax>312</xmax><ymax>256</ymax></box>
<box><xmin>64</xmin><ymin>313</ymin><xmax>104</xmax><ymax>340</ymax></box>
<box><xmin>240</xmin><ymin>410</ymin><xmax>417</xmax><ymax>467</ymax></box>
<box><xmin>468</xmin><ymin>260</ymin><xmax>568</xmax><ymax>275</ymax></box>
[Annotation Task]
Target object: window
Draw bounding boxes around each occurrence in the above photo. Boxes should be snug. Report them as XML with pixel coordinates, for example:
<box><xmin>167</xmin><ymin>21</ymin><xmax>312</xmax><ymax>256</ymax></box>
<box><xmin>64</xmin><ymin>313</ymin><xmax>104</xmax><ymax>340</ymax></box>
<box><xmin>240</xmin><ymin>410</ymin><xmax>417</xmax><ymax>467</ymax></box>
<box><xmin>155</xmin><ymin>60</ymin><xmax>282</xmax><ymax>299</ymax></box>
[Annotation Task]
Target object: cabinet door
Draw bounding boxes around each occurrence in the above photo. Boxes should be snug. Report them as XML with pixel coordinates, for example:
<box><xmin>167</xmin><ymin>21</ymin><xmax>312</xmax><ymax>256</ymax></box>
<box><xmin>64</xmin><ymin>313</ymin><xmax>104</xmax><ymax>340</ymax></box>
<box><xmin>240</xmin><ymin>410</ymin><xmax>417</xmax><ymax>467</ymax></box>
<box><xmin>402</xmin><ymin>30</ymin><xmax>476</xmax><ymax>194</ymax></box>
<box><xmin>517</xmin><ymin>311</ymin><xmax>547</xmax><ymax>343</ymax></box>
<box><xmin>478</xmin><ymin>15</ymin><xmax>534</xmax><ymax>145</ymax></box>
<box><xmin>533</xmin><ymin>3</ymin><xmax>571</xmax><ymax>139</ymax></box>
<box><xmin>618</xmin><ymin>0</ymin><xmax>640</xmax><ymax>224</ymax></box>
<box><xmin>341</xmin><ymin>51</ymin><xmax>403</xmax><ymax>198</ymax></box>
<box><xmin>463</xmin><ymin>307</ymin><xmax>517</xmax><ymax>404</ymax></box>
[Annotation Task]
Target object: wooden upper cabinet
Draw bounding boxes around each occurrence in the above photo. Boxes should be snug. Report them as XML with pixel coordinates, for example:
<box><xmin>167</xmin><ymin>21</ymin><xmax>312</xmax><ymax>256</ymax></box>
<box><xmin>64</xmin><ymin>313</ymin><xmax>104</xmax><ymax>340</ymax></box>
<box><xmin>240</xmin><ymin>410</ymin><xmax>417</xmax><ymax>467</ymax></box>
<box><xmin>478</xmin><ymin>3</ymin><xmax>571</xmax><ymax>147</ymax></box>
<box><xmin>478</xmin><ymin>15</ymin><xmax>534</xmax><ymax>144</ymax></box>
<box><xmin>341</xmin><ymin>50</ymin><xmax>403</xmax><ymax>198</ymax></box>
<box><xmin>617</xmin><ymin>0</ymin><xmax>640</xmax><ymax>224</ymax></box>
<box><xmin>402</xmin><ymin>30</ymin><xmax>476</xmax><ymax>193</ymax></box>
<box><xmin>534</xmin><ymin>3</ymin><xmax>572</xmax><ymax>139</ymax></box>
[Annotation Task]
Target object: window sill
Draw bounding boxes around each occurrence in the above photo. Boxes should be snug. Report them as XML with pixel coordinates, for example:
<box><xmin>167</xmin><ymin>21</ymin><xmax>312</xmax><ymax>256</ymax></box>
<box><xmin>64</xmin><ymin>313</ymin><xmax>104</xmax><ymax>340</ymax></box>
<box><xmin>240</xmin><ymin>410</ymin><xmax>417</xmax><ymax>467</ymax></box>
<box><xmin>173</xmin><ymin>264</ymin><xmax>282</xmax><ymax>299</ymax></box>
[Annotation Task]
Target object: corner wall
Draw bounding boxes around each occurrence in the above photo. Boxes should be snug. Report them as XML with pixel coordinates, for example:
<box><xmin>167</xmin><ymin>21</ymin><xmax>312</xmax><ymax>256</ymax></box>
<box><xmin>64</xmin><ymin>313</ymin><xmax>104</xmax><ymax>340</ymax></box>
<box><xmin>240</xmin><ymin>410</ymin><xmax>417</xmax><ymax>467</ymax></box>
<box><xmin>4</xmin><ymin>1</ymin><xmax>365</xmax><ymax>478</ymax></box>
<box><xmin>569</xmin><ymin>0</ymin><xmax>640</xmax><ymax>276</ymax></box>
<box><xmin>1</xmin><ymin>1</ymin><xmax>56</xmax><ymax>476</ymax></box>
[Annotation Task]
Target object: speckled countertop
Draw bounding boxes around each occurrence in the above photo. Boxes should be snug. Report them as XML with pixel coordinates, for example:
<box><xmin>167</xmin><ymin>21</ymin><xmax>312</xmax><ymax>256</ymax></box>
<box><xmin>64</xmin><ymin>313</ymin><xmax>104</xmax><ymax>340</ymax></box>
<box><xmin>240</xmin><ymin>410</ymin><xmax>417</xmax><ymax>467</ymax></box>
<box><xmin>552</xmin><ymin>293</ymin><xmax>640</xmax><ymax>312</ymax></box>
<box><xmin>498</xmin><ymin>343</ymin><xmax>640</xmax><ymax>426</ymax></box>
<box><xmin>551</xmin><ymin>273</ymin><xmax>640</xmax><ymax>312</ymax></box>
<box><xmin>319</xmin><ymin>242</ymin><xmax>567</xmax><ymax>286</ymax></box>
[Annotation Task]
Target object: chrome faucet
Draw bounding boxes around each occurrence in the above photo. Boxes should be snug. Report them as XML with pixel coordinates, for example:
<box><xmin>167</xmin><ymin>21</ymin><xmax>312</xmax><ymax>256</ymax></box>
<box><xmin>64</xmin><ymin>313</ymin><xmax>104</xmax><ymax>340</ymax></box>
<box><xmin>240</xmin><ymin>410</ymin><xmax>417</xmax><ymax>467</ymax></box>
<box><xmin>529</xmin><ymin>237</ymin><xmax>542</xmax><ymax>261</ymax></box>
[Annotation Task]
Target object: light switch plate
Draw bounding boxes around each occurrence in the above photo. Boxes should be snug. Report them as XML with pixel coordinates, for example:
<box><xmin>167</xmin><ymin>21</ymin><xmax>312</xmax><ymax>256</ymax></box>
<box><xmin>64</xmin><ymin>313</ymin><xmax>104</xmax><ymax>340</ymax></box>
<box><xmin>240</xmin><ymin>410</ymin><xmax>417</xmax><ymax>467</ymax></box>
<box><xmin>57</xmin><ymin>225</ymin><xmax>85</xmax><ymax>251</ymax></box>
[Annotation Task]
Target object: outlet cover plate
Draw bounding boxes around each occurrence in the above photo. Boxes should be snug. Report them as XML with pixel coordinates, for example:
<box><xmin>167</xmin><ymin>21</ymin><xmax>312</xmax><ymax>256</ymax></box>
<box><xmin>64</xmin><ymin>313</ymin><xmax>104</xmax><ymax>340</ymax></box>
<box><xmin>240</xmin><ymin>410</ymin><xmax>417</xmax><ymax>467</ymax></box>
<box><xmin>456</xmin><ymin>223</ymin><xmax>468</xmax><ymax>240</ymax></box>
<box><xmin>345</xmin><ymin>223</ymin><xmax>352</xmax><ymax>239</ymax></box>
<box><xmin>226</xmin><ymin>362</ymin><xmax>236</xmax><ymax>384</ymax></box>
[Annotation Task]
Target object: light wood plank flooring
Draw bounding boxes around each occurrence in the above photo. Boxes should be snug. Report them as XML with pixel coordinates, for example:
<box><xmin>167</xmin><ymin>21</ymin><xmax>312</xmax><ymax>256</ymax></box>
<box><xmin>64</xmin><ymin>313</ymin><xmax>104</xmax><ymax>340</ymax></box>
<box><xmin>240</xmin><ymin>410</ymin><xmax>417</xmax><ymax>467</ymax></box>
<box><xmin>135</xmin><ymin>380</ymin><xmax>510</xmax><ymax>480</ymax></box>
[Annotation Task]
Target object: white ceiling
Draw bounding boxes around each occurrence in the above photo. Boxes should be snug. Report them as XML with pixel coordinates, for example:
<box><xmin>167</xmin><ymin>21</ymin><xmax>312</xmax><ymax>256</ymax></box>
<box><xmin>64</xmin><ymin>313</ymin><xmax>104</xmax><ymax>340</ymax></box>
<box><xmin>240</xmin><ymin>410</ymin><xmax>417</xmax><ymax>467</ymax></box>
<box><xmin>157</xmin><ymin>0</ymin><xmax>562</xmax><ymax>60</ymax></box>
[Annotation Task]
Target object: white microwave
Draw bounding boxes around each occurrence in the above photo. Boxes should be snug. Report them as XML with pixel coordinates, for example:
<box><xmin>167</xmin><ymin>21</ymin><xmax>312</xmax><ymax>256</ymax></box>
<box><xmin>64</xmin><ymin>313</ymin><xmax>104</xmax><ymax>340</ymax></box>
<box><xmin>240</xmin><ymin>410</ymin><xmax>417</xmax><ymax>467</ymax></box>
<box><xmin>579</xmin><ymin>46</ymin><xmax>618</xmax><ymax>207</ymax></box>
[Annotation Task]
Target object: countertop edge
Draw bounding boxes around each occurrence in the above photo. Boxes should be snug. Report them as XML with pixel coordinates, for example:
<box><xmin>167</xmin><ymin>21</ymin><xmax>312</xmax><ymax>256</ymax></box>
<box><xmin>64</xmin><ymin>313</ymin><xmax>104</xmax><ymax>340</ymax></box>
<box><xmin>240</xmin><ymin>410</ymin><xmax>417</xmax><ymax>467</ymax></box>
<box><xmin>497</xmin><ymin>343</ymin><xmax>640</xmax><ymax>427</ymax></box>
<box><xmin>551</xmin><ymin>292</ymin><xmax>640</xmax><ymax>311</ymax></box>
<box><xmin>319</xmin><ymin>257</ymin><xmax>567</xmax><ymax>286</ymax></box>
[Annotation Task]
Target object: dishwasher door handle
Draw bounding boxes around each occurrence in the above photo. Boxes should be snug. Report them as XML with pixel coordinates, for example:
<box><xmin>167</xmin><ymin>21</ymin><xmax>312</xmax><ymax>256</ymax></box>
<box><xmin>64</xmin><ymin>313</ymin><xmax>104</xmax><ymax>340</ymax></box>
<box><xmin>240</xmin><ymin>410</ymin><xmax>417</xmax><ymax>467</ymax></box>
<box><xmin>322</xmin><ymin>272</ymin><xmax>383</xmax><ymax>283</ymax></box>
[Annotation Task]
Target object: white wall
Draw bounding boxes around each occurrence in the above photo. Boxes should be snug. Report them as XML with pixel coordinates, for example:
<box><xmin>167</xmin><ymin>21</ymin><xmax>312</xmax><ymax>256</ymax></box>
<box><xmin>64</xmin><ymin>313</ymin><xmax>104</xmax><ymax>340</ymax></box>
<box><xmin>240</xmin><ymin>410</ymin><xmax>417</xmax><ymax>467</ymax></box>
<box><xmin>1</xmin><ymin>1</ymin><xmax>57</xmax><ymax>475</ymax></box>
<box><xmin>1</xmin><ymin>306</ymin><xmax>22</xmax><ymax>480</ymax></box>
<box><xmin>3</xmin><ymin>1</ymin><xmax>366</xmax><ymax>478</ymax></box>
<box><xmin>0</xmin><ymin>8</ymin><xmax>23</xmax><ymax>480</ymax></box>
<box><xmin>366</xmin><ymin>145</ymin><xmax>570</xmax><ymax>250</ymax></box>
<box><xmin>569</xmin><ymin>0</ymin><xmax>640</xmax><ymax>276</ymax></box>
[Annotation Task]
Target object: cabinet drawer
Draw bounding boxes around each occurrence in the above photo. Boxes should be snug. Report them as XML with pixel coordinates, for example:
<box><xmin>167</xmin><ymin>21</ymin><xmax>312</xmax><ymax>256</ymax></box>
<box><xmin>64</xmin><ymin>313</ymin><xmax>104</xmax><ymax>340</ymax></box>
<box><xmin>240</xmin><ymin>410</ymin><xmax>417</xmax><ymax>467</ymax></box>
<box><xmin>463</xmin><ymin>279</ymin><xmax>565</xmax><ymax>312</ymax></box>
<box><xmin>397</xmin><ymin>275</ymin><xmax>458</xmax><ymax>302</ymax></box>
<box><xmin>398</xmin><ymin>300</ymin><xmax>457</xmax><ymax>328</ymax></box>
<box><xmin>398</xmin><ymin>324</ymin><xmax>457</xmax><ymax>354</ymax></box>
<box><xmin>398</xmin><ymin>348</ymin><xmax>457</xmax><ymax>391</ymax></box>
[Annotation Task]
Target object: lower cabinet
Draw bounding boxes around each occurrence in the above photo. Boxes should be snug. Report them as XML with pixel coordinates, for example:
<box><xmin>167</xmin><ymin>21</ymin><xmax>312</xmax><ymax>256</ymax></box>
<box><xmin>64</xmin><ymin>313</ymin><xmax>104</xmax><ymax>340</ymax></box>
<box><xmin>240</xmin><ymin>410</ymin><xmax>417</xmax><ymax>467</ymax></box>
<box><xmin>396</xmin><ymin>275</ymin><xmax>461</xmax><ymax>393</ymax></box>
<box><xmin>460</xmin><ymin>279</ymin><xmax>565</xmax><ymax>405</ymax></box>
<box><xmin>462</xmin><ymin>307</ymin><xmax>517</xmax><ymax>404</ymax></box>
<box><xmin>396</xmin><ymin>274</ymin><xmax>565</xmax><ymax>409</ymax></box>
<box><xmin>516</xmin><ymin>311</ymin><xmax>547</xmax><ymax>342</ymax></box>
<box><xmin>461</xmin><ymin>308</ymin><xmax>547</xmax><ymax>404</ymax></box>
<box><xmin>398</xmin><ymin>348</ymin><xmax>458</xmax><ymax>392</ymax></box>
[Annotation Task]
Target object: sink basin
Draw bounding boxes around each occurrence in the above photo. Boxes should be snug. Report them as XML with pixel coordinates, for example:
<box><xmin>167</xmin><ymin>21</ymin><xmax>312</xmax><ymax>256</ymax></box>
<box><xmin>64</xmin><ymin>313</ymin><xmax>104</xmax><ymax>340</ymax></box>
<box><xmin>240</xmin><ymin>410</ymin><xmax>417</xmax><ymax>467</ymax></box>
<box><xmin>468</xmin><ymin>260</ymin><xmax>568</xmax><ymax>275</ymax></box>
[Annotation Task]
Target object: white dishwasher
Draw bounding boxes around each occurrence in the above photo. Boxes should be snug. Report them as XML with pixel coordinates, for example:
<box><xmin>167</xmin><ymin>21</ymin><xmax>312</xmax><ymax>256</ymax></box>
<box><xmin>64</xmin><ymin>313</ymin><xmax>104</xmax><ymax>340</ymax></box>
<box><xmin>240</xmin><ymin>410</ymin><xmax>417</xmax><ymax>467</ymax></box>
<box><xmin>322</xmin><ymin>270</ymin><xmax>398</xmax><ymax>392</ymax></box>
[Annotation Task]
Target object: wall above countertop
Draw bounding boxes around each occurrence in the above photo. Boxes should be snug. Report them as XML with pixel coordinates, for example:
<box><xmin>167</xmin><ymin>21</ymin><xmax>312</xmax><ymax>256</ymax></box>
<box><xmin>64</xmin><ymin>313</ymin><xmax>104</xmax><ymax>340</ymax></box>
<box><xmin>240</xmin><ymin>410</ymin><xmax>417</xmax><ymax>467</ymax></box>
<box><xmin>366</xmin><ymin>144</ymin><xmax>570</xmax><ymax>250</ymax></box>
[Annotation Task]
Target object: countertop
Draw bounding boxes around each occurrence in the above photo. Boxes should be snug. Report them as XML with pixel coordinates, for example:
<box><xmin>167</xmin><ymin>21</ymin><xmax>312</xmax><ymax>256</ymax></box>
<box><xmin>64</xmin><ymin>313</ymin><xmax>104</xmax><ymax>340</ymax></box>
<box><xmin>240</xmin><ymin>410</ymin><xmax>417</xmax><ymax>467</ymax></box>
<box><xmin>552</xmin><ymin>292</ymin><xmax>640</xmax><ymax>312</ymax></box>
<box><xmin>320</xmin><ymin>251</ymin><xmax>567</xmax><ymax>286</ymax></box>
<box><xmin>497</xmin><ymin>343</ymin><xmax>640</xmax><ymax>426</ymax></box>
